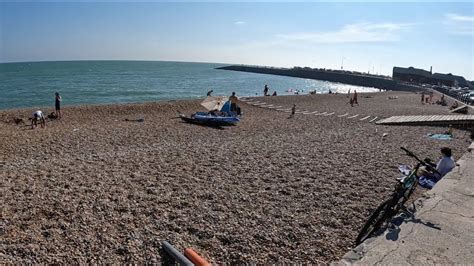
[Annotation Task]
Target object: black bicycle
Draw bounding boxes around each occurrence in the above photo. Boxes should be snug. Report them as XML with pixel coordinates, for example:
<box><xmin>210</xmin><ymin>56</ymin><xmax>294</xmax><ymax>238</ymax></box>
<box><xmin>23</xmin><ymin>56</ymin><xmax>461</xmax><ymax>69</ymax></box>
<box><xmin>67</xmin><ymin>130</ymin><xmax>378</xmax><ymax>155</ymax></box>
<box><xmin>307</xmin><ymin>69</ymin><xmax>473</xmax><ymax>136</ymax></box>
<box><xmin>355</xmin><ymin>147</ymin><xmax>441</xmax><ymax>245</ymax></box>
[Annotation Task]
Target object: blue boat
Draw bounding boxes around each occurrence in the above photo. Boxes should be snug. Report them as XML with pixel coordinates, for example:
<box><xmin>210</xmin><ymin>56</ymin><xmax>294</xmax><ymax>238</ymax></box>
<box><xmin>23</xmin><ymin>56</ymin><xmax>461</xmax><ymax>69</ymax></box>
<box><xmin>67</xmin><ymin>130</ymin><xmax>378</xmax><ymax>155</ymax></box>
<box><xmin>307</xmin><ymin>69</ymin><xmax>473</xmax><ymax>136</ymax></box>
<box><xmin>180</xmin><ymin>112</ymin><xmax>240</xmax><ymax>126</ymax></box>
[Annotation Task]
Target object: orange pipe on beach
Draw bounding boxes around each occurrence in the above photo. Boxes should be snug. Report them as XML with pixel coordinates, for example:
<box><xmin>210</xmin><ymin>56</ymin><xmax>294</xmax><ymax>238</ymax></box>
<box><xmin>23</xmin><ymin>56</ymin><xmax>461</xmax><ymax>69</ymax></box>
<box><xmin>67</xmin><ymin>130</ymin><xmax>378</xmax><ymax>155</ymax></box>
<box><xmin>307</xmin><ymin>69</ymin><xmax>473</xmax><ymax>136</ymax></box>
<box><xmin>184</xmin><ymin>248</ymin><xmax>211</xmax><ymax>266</ymax></box>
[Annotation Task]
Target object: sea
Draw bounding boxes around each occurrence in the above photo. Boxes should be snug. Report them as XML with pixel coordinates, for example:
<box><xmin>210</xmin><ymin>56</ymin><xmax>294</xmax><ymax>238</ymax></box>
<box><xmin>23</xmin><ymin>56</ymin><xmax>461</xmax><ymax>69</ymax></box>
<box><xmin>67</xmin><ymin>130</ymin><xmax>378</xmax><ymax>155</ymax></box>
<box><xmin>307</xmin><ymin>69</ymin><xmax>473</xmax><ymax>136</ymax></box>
<box><xmin>0</xmin><ymin>61</ymin><xmax>378</xmax><ymax>110</ymax></box>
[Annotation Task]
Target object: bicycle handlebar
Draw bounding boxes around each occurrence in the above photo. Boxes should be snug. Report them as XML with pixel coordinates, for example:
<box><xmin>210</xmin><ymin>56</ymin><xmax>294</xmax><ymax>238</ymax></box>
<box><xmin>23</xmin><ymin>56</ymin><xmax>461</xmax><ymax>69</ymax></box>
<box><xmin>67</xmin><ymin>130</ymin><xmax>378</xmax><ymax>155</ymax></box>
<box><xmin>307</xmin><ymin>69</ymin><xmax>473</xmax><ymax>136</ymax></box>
<box><xmin>400</xmin><ymin>147</ymin><xmax>442</xmax><ymax>176</ymax></box>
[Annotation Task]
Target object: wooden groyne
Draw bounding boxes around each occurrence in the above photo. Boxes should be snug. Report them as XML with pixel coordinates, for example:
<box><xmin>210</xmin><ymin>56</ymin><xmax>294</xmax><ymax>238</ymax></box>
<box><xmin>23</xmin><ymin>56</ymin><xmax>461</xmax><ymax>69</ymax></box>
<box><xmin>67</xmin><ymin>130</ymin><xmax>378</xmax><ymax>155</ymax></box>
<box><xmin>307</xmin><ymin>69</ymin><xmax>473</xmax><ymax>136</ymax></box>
<box><xmin>376</xmin><ymin>115</ymin><xmax>474</xmax><ymax>126</ymax></box>
<box><xmin>217</xmin><ymin>65</ymin><xmax>422</xmax><ymax>91</ymax></box>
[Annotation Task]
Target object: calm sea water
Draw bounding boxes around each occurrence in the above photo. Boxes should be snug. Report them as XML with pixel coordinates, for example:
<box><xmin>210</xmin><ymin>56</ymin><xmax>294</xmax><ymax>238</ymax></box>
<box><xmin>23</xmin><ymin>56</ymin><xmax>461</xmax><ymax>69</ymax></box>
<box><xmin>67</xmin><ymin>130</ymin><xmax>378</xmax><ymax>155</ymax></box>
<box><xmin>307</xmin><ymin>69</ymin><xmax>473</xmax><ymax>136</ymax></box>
<box><xmin>0</xmin><ymin>61</ymin><xmax>377</xmax><ymax>110</ymax></box>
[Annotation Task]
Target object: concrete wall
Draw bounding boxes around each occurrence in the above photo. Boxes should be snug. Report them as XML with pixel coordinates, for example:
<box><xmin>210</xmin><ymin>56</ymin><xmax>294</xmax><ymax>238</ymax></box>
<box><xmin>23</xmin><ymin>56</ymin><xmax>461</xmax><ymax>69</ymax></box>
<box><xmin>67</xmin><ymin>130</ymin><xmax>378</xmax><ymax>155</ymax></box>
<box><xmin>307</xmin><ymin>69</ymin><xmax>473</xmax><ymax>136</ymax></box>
<box><xmin>218</xmin><ymin>65</ymin><xmax>422</xmax><ymax>92</ymax></box>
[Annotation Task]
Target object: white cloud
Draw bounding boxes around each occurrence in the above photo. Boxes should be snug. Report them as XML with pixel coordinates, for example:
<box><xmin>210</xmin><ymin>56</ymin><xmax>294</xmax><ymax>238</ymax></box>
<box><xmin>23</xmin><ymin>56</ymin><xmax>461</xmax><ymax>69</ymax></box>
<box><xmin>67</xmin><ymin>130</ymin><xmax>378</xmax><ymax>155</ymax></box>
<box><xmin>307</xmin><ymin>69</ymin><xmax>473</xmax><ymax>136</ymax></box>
<box><xmin>444</xmin><ymin>13</ymin><xmax>474</xmax><ymax>35</ymax></box>
<box><xmin>275</xmin><ymin>22</ymin><xmax>414</xmax><ymax>43</ymax></box>
<box><xmin>234</xmin><ymin>21</ymin><xmax>246</xmax><ymax>25</ymax></box>
<box><xmin>445</xmin><ymin>13</ymin><xmax>474</xmax><ymax>22</ymax></box>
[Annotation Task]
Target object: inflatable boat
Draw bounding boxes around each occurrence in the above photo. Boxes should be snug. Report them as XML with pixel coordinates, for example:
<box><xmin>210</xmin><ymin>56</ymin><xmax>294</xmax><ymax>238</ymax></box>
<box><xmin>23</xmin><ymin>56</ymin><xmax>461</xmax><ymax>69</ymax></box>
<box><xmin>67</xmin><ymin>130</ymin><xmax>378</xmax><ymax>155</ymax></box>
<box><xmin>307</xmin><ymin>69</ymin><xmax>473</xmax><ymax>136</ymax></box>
<box><xmin>180</xmin><ymin>112</ymin><xmax>240</xmax><ymax>127</ymax></box>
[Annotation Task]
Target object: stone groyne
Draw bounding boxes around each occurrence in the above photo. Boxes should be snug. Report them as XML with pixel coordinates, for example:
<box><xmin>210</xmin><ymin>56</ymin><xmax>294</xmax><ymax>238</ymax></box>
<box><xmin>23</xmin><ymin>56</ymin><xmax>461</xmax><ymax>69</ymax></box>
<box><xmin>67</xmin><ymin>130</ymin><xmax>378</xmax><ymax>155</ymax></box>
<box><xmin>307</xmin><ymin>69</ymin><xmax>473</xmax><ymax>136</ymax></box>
<box><xmin>217</xmin><ymin>65</ymin><xmax>421</xmax><ymax>91</ymax></box>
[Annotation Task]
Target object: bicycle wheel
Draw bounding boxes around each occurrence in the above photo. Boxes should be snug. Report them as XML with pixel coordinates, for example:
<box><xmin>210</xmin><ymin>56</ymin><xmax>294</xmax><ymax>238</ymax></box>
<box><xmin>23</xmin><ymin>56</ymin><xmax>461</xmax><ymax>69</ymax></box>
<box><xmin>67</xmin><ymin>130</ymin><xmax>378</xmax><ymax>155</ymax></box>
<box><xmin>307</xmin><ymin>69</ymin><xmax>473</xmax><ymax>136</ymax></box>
<box><xmin>355</xmin><ymin>197</ymin><xmax>397</xmax><ymax>245</ymax></box>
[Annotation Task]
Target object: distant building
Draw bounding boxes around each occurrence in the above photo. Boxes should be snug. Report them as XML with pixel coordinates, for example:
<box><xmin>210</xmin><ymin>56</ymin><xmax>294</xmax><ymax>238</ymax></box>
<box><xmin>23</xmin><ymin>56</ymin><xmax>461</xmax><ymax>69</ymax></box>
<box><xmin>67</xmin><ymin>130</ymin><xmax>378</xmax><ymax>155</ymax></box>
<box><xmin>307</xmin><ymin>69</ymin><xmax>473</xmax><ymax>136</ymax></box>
<box><xmin>393</xmin><ymin>66</ymin><xmax>431</xmax><ymax>83</ymax></box>
<box><xmin>393</xmin><ymin>66</ymin><xmax>472</xmax><ymax>88</ymax></box>
<box><xmin>431</xmin><ymin>73</ymin><xmax>470</xmax><ymax>87</ymax></box>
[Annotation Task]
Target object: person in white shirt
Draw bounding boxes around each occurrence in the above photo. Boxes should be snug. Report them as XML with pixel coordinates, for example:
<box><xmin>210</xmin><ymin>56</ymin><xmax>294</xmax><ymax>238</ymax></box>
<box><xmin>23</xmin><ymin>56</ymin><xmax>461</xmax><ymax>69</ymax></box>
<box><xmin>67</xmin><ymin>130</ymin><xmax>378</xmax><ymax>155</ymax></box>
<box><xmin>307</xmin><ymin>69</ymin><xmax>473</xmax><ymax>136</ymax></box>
<box><xmin>418</xmin><ymin>147</ymin><xmax>455</xmax><ymax>189</ymax></box>
<box><xmin>435</xmin><ymin>147</ymin><xmax>456</xmax><ymax>178</ymax></box>
<box><xmin>31</xmin><ymin>110</ymin><xmax>45</xmax><ymax>129</ymax></box>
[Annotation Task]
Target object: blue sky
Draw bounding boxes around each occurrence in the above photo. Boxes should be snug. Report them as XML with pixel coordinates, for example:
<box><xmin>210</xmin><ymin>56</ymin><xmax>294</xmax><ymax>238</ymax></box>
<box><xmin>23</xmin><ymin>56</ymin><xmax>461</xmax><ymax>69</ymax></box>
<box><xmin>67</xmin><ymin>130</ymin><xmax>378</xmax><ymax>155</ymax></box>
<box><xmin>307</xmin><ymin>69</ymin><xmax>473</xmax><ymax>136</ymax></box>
<box><xmin>0</xmin><ymin>1</ymin><xmax>473</xmax><ymax>79</ymax></box>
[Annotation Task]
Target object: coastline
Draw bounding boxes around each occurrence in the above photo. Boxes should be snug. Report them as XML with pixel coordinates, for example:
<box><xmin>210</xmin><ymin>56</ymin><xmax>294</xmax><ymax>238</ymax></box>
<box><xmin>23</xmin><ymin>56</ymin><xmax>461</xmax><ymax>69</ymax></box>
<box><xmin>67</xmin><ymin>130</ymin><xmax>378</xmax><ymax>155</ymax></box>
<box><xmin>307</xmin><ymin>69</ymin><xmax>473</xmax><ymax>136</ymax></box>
<box><xmin>217</xmin><ymin>65</ymin><xmax>423</xmax><ymax>91</ymax></box>
<box><xmin>1</xmin><ymin>91</ymin><xmax>472</xmax><ymax>263</ymax></box>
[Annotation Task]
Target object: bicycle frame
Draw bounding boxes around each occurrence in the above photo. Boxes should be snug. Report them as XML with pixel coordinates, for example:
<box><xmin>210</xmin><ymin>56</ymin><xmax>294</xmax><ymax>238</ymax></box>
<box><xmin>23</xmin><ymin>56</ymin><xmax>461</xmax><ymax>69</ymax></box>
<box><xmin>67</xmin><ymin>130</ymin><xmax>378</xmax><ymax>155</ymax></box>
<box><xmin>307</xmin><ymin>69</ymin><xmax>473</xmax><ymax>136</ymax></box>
<box><xmin>397</xmin><ymin>162</ymin><xmax>421</xmax><ymax>190</ymax></box>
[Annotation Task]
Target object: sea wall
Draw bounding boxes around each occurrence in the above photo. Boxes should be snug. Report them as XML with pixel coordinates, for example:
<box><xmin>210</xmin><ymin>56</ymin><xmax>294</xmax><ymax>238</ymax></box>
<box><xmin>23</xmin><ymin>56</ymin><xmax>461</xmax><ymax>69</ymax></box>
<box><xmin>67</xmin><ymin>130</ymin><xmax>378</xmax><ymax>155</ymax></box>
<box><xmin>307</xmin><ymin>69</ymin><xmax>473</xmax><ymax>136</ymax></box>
<box><xmin>217</xmin><ymin>65</ymin><xmax>421</xmax><ymax>91</ymax></box>
<box><xmin>341</xmin><ymin>142</ymin><xmax>474</xmax><ymax>264</ymax></box>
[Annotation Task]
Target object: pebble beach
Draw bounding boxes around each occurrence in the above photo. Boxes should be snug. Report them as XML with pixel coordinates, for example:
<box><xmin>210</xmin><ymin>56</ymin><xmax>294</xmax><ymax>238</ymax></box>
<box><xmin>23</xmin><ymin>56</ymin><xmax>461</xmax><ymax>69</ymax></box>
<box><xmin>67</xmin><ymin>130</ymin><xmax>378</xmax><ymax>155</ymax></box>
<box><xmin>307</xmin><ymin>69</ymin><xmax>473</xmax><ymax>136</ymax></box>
<box><xmin>1</xmin><ymin>91</ymin><xmax>471</xmax><ymax>263</ymax></box>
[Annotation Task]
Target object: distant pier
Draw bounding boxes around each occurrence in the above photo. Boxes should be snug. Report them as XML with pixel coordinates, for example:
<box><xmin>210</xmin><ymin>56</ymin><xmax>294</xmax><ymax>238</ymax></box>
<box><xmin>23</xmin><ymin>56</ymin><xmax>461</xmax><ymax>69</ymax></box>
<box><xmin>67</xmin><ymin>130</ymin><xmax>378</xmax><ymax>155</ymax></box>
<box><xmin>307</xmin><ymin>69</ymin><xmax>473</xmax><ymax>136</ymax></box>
<box><xmin>217</xmin><ymin>65</ymin><xmax>422</xmax><ymax>91</ymax></box>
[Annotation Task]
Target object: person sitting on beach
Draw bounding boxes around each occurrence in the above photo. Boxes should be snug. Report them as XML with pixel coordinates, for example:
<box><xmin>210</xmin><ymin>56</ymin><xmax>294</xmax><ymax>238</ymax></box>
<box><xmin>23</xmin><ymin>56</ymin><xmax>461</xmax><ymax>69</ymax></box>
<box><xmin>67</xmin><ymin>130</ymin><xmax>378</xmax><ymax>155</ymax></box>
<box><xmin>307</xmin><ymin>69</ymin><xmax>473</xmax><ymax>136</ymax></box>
<box><xmin>418</xmin><ymin>147</ymin><xmax>455</xmax><ymax>189</ymax></box>
<box><xmin>31</xmin><ymin>110</ymin><xmax>46</xmax><ymax>129</ymax></box>
<box><xmin>440</xmin><ymin>94</ymin><xmax>446</xmax><ymax>106</ymax></box>
<box><xmin>207</xmin><ymin>89</ymin><xmax>213</xmax><ymax>96</ymax></box>
<box><xmin>272</xmin><ymin>91</ymin><xmax>277</xmax><ymax>96</ymax></box>
<box><xmin>445</xmin><ymin>125</ymin><xmax>454</xmax><ymax>137</ymax></box>
<box><xmin>229</xmin><ymin>92</ymin><xmax>239</xmax><ymax>113</ymax></box>
<box><xmin>450</xmin><ymin>101</ymin><xmax>459</xmax><ymax>110</ymax></box>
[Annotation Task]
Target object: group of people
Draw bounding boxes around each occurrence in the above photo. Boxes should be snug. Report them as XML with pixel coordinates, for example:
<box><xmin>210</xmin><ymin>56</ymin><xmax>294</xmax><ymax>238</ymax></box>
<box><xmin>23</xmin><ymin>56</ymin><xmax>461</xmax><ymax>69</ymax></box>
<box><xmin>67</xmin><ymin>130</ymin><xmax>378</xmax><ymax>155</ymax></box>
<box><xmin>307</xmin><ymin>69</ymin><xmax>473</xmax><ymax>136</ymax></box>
<box><xmin>420</xmin><ymin>90</ymin><xmax>435</xmax><ymax>104</ymax></box>
<box><xmin>264</xmin><ymin>84</ymin><xmax>278</xmax><ymax>96</ymax></box>
<box><xmin>436</xmin><ymin>94</ymin><xmax>448</xmax><ymax>106</ymax></box>
<box><xmin>422</xmin><ymin>90</ymin><xmax>460</xmax><ymax>109</ymax></box>
<box><xmin>31</xmin><ymin>92</ymin><xmax>62</xmax><ymax>129</ymax></box>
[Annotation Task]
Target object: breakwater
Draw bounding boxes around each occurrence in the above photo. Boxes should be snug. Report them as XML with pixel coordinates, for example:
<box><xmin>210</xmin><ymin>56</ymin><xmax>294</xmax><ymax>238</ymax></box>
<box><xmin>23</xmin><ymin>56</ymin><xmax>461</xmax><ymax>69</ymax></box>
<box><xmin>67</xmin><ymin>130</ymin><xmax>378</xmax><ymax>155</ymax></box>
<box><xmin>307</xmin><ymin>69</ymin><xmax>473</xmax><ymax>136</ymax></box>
<box><xmin>217</xmin><ymin>65</ymin><xmax>421</xmax><ymax>91</ymax></box>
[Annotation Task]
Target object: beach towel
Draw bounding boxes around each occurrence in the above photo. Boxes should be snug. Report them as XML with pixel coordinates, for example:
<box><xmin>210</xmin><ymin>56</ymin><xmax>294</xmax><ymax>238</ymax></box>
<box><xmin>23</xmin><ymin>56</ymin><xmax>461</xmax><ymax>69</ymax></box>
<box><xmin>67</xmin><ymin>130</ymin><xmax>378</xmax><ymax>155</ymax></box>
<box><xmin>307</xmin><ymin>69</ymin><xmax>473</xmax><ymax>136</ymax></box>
<box><xmin>428</xmin><ymin>133</ymin><xmax>452</xmax><ymax>140</ymax></box>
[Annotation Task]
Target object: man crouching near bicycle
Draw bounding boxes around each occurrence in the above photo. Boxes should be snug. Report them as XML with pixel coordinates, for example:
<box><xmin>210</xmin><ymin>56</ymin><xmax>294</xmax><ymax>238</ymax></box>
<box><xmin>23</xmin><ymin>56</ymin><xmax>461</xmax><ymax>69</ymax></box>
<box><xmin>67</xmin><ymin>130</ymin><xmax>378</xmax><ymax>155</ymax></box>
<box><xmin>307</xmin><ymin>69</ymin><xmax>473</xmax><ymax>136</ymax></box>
<box><xmin>417</xmin><ymin>147</ymin><xmax>455</xmax><ymax>189</ymax></box>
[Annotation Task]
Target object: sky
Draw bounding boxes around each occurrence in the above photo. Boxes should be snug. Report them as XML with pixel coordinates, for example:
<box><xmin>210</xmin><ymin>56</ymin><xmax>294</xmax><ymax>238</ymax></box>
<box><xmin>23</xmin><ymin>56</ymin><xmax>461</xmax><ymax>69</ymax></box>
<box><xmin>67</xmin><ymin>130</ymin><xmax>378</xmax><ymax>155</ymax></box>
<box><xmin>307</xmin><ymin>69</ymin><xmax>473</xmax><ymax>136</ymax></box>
<box><xmin>0</xmin><ymin>1</ymin><xmax>473</xmax><ymax>79</ymax></box>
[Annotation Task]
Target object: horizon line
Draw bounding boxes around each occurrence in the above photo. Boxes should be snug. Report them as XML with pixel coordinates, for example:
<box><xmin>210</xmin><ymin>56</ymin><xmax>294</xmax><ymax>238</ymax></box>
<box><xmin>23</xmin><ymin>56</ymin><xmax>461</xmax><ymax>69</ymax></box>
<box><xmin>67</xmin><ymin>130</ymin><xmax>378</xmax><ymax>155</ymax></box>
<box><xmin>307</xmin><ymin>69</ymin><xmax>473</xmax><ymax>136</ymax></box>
<box><xmin>2</xmin><ymin>59</ymin><xmax>473</xmax><ymax>80</ymax></box>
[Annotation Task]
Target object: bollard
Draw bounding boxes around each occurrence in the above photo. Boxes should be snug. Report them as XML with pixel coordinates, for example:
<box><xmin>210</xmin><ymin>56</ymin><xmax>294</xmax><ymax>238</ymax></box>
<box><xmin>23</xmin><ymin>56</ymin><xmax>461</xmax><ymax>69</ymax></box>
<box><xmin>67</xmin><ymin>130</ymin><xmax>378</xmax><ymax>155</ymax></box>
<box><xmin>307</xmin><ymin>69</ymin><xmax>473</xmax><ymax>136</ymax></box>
<box><xmin>162</xmin><ymin>241</ymin><xmax>194</xmax><ymax>266</ymax></box>
<box><xmin>184</xmin><ymin>248</ymin><xmax>211</xmax><ymax>266</ymax></box>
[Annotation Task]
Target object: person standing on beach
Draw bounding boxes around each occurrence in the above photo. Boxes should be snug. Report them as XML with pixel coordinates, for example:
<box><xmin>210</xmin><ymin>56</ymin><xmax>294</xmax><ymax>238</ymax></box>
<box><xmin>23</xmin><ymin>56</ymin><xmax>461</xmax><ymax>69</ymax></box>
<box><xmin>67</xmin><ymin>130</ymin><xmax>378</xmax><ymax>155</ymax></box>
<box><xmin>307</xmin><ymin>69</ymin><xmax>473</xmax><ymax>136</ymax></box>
<box><xmin>290</xmin><ymin>104</ymin><xmax>296</xmax><ymax>118</ymax></box>
<box><xmin>229</xmin><ymin>92</ymin><xmax>238</xmax><ymax>113</ymax></box>
<box><xmin>421</xmin><ymin>92</ymin><xmax>425</xmax><ymax>104</ymax></box>
<box><xmin>55</xmin><ymin>92</ymin><xmax>62</xmax><ymax>119</ymax></box>
<box><xmin>353</xmin><ymin>90</ymin><xmax>358</xmax><ymax>105</ymax></box>
<box><xmin>264</xmin><ymin>84</ymin><xmax>269</xmax><ymax>96</ymax></box>
<box><xmin>429</xmin><ymin>90</ymin><xmax>434</xmax><ymax>104</ymax></box>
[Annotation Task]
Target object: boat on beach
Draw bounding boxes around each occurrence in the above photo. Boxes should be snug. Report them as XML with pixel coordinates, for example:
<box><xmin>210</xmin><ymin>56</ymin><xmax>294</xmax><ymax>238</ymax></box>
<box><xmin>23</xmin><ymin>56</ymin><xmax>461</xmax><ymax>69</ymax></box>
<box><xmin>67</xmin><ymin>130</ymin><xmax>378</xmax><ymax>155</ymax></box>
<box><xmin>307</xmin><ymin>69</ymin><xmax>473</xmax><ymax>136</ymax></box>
<box><xmin>179</xmin><ymin>96</ymin><xmax>241</xmax><ymax>127</ymax></box>
<box><xmin>179</xmin><ymin>112</ymin><xmax>240</xmax><ymax>126</ymax></box>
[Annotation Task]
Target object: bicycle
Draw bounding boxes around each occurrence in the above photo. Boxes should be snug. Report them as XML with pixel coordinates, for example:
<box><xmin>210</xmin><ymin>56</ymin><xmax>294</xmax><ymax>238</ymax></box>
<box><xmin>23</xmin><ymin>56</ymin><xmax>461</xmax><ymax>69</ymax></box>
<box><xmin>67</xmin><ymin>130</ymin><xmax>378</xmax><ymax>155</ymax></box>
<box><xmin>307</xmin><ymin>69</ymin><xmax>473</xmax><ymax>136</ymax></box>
<box><xmin>355</xmin><ymin>147</ymin><xmax>441</xmax><ymax>245</ymax></box>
